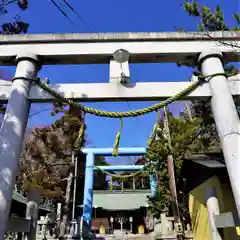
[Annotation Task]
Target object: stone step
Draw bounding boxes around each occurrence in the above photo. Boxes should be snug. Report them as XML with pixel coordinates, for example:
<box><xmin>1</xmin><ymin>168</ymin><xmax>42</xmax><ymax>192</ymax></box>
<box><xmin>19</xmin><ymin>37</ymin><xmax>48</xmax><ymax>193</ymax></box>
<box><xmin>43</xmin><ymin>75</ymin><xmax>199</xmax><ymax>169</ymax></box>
<box><xmin>95</xmin><ymin>234</ymin><xmax>154</xmax><ymax>240</ymax></box>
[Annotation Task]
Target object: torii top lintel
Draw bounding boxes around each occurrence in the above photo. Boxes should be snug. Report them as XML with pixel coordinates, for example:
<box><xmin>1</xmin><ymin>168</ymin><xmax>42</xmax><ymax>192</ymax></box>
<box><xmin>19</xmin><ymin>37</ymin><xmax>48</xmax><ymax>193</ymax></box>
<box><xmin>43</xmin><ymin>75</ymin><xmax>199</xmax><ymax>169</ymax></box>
<box><xmin>0</xmin><ymin>31</ymin><xmax>239</xmax><ymax>65</ymax></box>
<box><xmin>82</xmin><ymin>147</ymin><xmax>146</xmax><ymax>156</ymax></box>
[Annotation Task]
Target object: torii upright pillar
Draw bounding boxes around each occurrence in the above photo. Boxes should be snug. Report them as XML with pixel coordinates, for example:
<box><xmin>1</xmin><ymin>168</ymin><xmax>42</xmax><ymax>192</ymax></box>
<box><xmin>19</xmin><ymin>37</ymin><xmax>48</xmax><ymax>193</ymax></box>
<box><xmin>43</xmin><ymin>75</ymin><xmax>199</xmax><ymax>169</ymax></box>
<box><xmin>0</xmin><ymin>53</ymin><xmax>40</xmax><ymax>237</ymax></box>
<box><xmin>198</xmin><ymin>49</ymin><xmax>240</xmax><ymax>217</ymax></box>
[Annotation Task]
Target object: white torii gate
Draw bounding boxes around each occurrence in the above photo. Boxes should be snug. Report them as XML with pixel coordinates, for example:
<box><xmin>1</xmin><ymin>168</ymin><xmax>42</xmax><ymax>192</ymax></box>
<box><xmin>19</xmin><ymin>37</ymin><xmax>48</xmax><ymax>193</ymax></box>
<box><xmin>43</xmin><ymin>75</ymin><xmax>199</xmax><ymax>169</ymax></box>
<box><xmin>0</xmin><ymin>31</ymin><xmax>239</xmax><ymax>238</ymax></box>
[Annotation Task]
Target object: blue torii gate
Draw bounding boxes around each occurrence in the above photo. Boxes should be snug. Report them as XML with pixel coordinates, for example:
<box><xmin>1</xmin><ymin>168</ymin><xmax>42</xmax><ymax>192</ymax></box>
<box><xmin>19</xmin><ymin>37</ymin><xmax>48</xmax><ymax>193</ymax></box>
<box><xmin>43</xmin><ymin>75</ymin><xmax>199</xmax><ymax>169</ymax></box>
<box><xmin>81</xmin><ymin>147</ymin><xmax>158</xmax><ymax>226</ymax></box>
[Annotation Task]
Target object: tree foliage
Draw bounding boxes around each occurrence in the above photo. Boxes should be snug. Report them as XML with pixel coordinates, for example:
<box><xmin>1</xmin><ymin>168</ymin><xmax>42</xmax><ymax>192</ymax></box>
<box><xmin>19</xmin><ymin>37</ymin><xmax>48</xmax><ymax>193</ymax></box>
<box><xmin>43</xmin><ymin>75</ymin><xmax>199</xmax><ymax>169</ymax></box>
<box><xmin>183</xmin><ymin>1</ymin><xmax>240</xmax><ymax>151</ymax></box>
<box><xmin>146</xmin><ymin>110</ymin><xmax>203</xmax><ymax>215</ymax></box>
<box><xmin>0</xmin><ymin>0</ymin><xmax>29</xmax><ymax>34</ymax></box>
<box><xmin>184</xmin><ymin>1</ymin><xmax>240</xmax><ymax>31</ymax></box>
<box><xmin>147</xmin><ymin>1</ymin><xmax>240</xmax><ymax>219</ymax></box>
<box><xmin>16</xmin><ymin>105</ymin><xmax>85</xmax><ymax>201</ymax></box>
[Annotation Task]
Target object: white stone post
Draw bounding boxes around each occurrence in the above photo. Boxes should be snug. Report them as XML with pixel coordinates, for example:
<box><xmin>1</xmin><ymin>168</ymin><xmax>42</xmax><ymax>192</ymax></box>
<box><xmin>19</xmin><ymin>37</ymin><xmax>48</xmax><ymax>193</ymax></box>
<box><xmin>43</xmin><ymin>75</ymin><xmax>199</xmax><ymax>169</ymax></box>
<box><xmin>72</xmin><ymin>153</ymin><xmax>77</xmax><ymax>220</ymax></box>
<box><xmin>0</xmin><ymin>53</ymin><xmax>40</xmax><ymax>237</ymax></box>
<box><xmin>205</xmin><ymin>187</ymin><xmax>222</xmax><ymax>240</ymax></box>
<box><xmin>160</xmin><ymin>213</ymin><xmax>168</xmax><ymax>236</ymax></box>
<box><xmin>129</xmin><ymin>216</ymin><xmax>133</xmax><ymax>233</ymax></box>
<box><xmin>109</xmin><ymin>59</ymin><xmax>130</xmax><ymax>84</ymax></box>
<box><xmin>110</xmin><ymin>216</ymin><xmax>114</xmax><ymax>234</ymax></box>
<box><xmin>56</xmin><ymin>203</ymin><xmax>62</xmax><ymax>221</ymax></box>
<box><xmin>119</xmin><ymin>218</ymin><xmax>123</xmax><ymax>232</ymax></box>
<box><xmin>198</xmin><ymin>50</ymin><xmax>240</xmax><ymax>217</ymax></box>
<box><xmin>25</xmin><ymin>189</ymin><xmax>41</xmax><ymax>240</ymax></box>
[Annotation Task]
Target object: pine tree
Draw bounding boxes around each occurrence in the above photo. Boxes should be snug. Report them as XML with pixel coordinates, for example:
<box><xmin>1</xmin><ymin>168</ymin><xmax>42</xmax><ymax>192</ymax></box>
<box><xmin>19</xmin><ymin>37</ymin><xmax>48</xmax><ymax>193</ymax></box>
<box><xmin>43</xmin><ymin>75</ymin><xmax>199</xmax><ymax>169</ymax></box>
<box><xmin>183</xmin><ymin>1</ymin><xmax>240</xmax><ymax>151</ymax></box>
<box><xmin>147</xmin><ymin>0</ymin><xmax>240</xmax><ymax>222</ymax></box>
<box><xmin>184</xmin><ymin>1</ymin><xmax>240</xmax><ymax>31</ymax></box>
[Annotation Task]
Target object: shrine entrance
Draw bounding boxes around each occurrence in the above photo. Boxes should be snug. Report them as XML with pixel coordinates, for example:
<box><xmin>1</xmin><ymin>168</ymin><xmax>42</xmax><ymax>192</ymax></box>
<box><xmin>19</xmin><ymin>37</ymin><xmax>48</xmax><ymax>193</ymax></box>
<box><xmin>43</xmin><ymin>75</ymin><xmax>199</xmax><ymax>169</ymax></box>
<box><xmin>73</xmin><ymin>147</ymin><xmax>157</xmax><ymax>235</ymax></box>
<box><xmin>0</xmin><ymin>31</ymin><xmax>239</xmax><ymax>239</ymax></box>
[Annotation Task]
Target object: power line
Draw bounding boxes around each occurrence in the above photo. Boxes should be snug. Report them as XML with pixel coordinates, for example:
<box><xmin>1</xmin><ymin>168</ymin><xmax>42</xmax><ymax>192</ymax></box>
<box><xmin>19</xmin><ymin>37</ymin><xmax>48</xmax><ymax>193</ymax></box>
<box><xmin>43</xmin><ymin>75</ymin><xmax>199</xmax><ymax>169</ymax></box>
<box><xmin>49</xmin><ymin>0</ymin><xmax>93</xmax><ymax>32</ymax></box>
<box><xmin>29</xmin><ymin>107</ymin><xmax>52</xmax><ymax>118</ymax></box>
<box><xmin>63</xmin><ymin>0</ymin><xmax>93</xmax><ymax>32</ymax></box>
<box><xmin>49</xmin><ymin>0</ymin><xmax>77</xmax><ymax>27</ymax></box>
<box><xmin>1</xmin><ymin>0</ymin><xmax>93</xmax><ymax>32</ymax></box>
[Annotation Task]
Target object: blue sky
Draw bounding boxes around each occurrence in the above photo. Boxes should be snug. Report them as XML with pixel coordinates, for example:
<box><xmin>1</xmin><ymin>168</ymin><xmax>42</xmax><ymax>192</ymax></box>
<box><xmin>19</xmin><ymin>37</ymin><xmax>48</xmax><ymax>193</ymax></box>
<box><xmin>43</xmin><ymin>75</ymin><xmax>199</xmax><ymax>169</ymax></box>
<box><xmin>1</xmin><ymin>0</ymin><xmax>239</xmax><ymax>163</ymax></box>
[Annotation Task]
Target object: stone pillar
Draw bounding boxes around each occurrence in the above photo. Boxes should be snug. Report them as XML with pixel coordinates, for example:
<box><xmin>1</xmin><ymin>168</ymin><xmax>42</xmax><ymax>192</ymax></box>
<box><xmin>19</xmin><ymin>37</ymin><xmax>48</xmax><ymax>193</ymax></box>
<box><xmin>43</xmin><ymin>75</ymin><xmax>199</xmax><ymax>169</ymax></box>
<box><xmin>25</xmin><ymin>189</ymin><xmax>41</xmax><ymax>240</ymax></box>
<box><xmin>205</xmin><ymin>187</ymin><xmax>222</xmax><ymax>240</ymax></box>
<box><xmin>119</xmin><ymin>218</ymin><xmax>123</xmax><ymax>232</ymax></box>
<box><xmin>110</xmin><ymin>216</ymin><xmax>114</xmax><ymax>234</ymax></box>
<box><xmin>160</xmin><ymin>214</ymin><xmax>168</xmax><ymax>236</ymax></box>
<box><xmin>0</xmin><ymin>53</ymin><xmax>40</xmax><ymax>237</ymax></box>
<box><xmin>132</xmin><ymin>176</ymin><xmax>135</xmax><ymax>191</ymax></box>
<box><xmin>82</xmin><ymin>152</ymin><xmax>94</xmax><ymax>226</ymax></box>
<box><xmin>72</xmin><ymin>152</ymin><xmax>77</xmax><ymax>220</ymax></box>
<box><xmin>129</xmin><ymin>216</ymin><xmax>133</xmax><ymax>233</ymax></box>
<box><xmin>56</xmin><ymin>202</ymin><xmax>62</xmax><ymax>221</ymax></box>
<box><xmin>198</xmin><ymin>50</ymin><xmax>240</xmax><ymax>217</ymax></box>
<box><xmin>79</xmin><ymin>217</ymin><xmax>84</xmax><ymax>240</ymax></box>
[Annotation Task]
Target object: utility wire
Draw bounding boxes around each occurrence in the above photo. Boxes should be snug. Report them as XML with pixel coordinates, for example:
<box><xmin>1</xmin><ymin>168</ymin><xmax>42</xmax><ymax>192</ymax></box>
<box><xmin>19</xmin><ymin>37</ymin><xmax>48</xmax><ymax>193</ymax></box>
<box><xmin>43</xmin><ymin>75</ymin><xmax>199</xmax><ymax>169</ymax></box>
<box><xmin>2</xmin><ymin>0</ymin><xmax>93</xmax><ymax>32</ymax></box>
<box><xmin>49</xmin><ymin>0</ymin><xmax>77</xmax><ymax>26</ymax></box>
<box><xmin>63</xmin><ymin>0</ymin><xmax>93</xmax><ymax>32</ymax></box>
<box><xmin>29</xmin><ymin>107</ymin><xmax>52</xmax><ymax>118</ymax></box>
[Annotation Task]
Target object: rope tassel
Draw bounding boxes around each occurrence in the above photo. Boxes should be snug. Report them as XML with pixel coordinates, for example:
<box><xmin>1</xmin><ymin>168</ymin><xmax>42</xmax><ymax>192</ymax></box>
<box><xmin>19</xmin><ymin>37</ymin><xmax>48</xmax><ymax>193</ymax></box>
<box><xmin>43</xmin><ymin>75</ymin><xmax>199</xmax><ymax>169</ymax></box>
<box><xmin>73</xmin><ymin>122</ymin><xmax>85</xmax><ymax>148</ymax></box>
<box><xmin>121</xmin><ymin>178</ymin><xmax>124</xmax><ymax>193</ymax></box>
<box><xmin>147</xmin><ymin>123</ymin><xmax>158</xmax><ymax>146</ymax></box>
<box><xmin>109</xmin><ymin>177</ymin><xmax>113</xmax><ymax>192</ymax></box>
<box><xmin>148</xmin><ymin>110</ymin><xmax>161</xmax><ymax>146</ymax></box>
<box><xmin>112</xmin><ymin>118</ymin><xmax>123</xmax><ymax>157</ymax></box>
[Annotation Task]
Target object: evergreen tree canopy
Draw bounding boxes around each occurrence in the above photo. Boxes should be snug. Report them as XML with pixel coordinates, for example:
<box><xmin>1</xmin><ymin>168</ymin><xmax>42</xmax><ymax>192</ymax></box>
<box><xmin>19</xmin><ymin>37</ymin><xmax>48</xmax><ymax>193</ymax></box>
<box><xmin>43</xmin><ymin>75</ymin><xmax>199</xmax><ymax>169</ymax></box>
<box><xmin>183</xmin><ymin>1</ymin><xmax>240</xmax><ymax>151</ymax></box>
<box><xmin>146</xmin><ymin>110</ymin><xmax>203</xmax><ymax>214</ymax></box>
<box><xmin>147</xmin><ymin>1</ymin><xmax>240</xmax><ymax>218</ymax></box>
<box><xmin>184</xmin><ymin>1</ymin><xmax>240</xmax><ymax>31</ymax></box>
